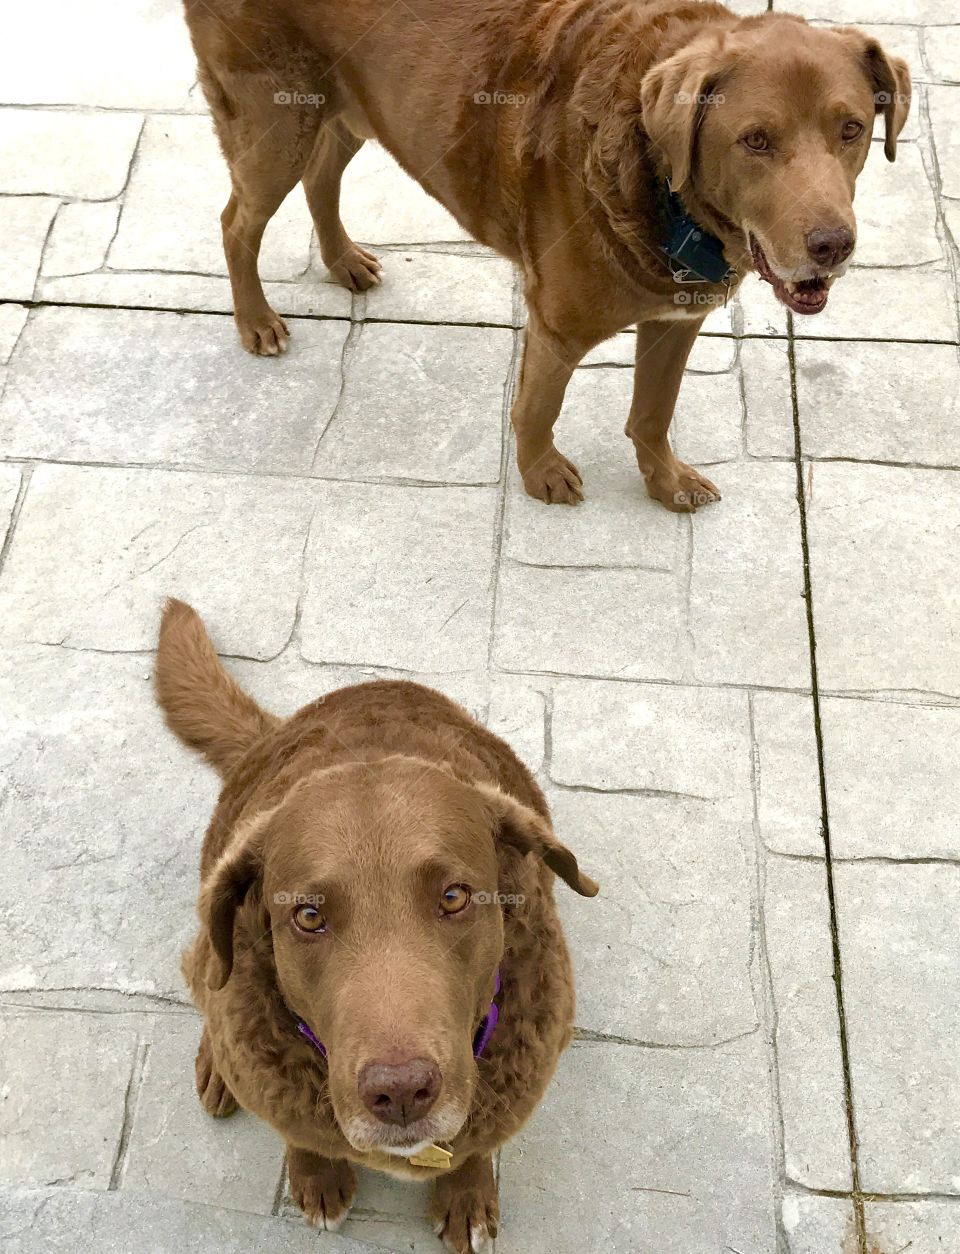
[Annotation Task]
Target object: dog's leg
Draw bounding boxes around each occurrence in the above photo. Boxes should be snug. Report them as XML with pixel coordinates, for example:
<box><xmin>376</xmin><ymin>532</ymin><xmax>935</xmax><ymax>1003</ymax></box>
<box><xmin>201</xmin><ymin>66</ymin><xmax>324</xmax><ymax>356</ymax></box>
<box><xmin>303</xmin><ymin>121</ymin><xmax>382</xmax><ymax>293</ymax></box>
<box><xmin>511</xmin><ymin>311</ymin><xmax>589</xmax><ymax>505</ymax></box>
<box><xmin>286</xmin><ymin>1145</ymin><xmax>357</xmax><ymax>1231</ymax></box>
<box><xmin>429</xmin><ymin>1153</ymin><xmax>499</xmax><ymax>1254</ymax></box>
<box><xmin>194</xmin><ymin>1026</ymin><xmax>238</xmax><ymax>1117</ymax></box>
<box><xmin>627</xmin><ymin>316</ymin><xmax>721</xmax><ymax>512</ymax></box>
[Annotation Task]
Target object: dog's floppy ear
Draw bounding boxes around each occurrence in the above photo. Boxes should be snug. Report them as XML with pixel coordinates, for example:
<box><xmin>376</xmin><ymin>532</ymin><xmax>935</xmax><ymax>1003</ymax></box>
<box><xmin>640</xmin><ymin>35</ymin><xmax>732</xmax><ymax>192</ymax></box>
<box><xmin>837</xmin><ymin>29</ymin><xmax>911</xmax><ymax>161</ymax></box>
<box><xmin>476</xmin><ymin>783</ymin><xmax>599</xmax><ymax>898</ymax></box>
<box><xmin>198</xmin><ymin>819</ymin><xmax>265</xmax><ymax>990</ymax></box>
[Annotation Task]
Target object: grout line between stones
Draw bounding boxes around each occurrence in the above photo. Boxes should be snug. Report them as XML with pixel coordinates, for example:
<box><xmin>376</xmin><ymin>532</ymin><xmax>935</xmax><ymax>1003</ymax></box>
<box><xmin>108</xmin><ymin>1037</ymin><xmax>150</xmax><ymax>1191</ymax></box>
<box><xmin>787</xmin><ymin>311</ymin><xmax>867</xmax><ymax>1254</ymax></box>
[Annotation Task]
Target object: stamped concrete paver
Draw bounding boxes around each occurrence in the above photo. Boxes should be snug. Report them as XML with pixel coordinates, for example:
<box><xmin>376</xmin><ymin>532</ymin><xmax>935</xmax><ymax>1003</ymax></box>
<box><xmin>1</xmin><ymin>2</ymin><xmax>958</xmax><ymax>1250</ymax></box>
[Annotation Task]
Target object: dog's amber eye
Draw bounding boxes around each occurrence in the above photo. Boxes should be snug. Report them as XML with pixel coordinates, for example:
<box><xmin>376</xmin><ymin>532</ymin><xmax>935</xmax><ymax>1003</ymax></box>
<box><xmin>841</xmin><ymin>119</ymin><xmax>864</xmax><ymax>142</ymax></box>
<box><xmin>440</xmin><ymin>884</ymin><xmax>471</xmax><ymax>915</ymax></box>
<box><xmin>294</xmin><ymin>905</ymin><xmax>327</xmax><ymax>933</ymax></box>
<box><xmin>741</xmin><ymin>130</ymin><xmax>769</xmax><ymax>152</ymax></box>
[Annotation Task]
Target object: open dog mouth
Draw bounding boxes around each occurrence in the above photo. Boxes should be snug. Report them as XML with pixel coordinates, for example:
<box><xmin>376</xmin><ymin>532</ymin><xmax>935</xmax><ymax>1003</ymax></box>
<box><xmin>750</xmin><ymin>235</ymin><xmax>832</xmax><ymax>316</ymax></box>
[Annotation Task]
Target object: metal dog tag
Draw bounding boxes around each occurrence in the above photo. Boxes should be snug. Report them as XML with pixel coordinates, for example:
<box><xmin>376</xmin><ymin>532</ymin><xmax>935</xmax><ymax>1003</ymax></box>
<box><xmin>409</xmin><ymin>1143</ymin><xmax>453</xmax><ymax>1170</ymax></box>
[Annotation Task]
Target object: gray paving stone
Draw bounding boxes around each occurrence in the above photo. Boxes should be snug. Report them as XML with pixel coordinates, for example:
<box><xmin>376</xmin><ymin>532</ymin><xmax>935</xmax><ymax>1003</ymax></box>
<box><xmin>864</xmin><ymin>1200</ymin><xmax>960</xmax><ymax>1252</ymax></box>
<box><xmin>504</xmin><ymin>368</ymin><xmax>681</xmax><ymax>568</ymax></box>
<box><xmin>0</xmin><ymin>307</ymin><xmax>348</xmax><ymax>473</ymax></box>
<box><xmin>550</xmin><ymin>678</ymin><xmax>753</xmax><ymax>805</ymax></box>
<box><xmin>341</xmin><ymin>143</ymin><xmax>470</xmax><ymax>245</ymax></box>
<box><xmin>581</xmin><ymin>326</ymin><xmax>737</xmax><ymax>370</ymax></box>
<box><xmin>0</xmin><ymin>0</ymin><xmax>199</xmax><ymax>111</ymax></box>
<box><xmin>361</xmin><ymin>249</ymin><xmax>517</xmax><ymax>326</ymax></box>
<box><xmin>738</xmin><ymin>274</ymin><xmax>789</xmax><ymax>337</ymax></box>
<box><xmin>487</xmin><ymin>678</ymin><xmax>545</xmax><ymax>774</ymax></box>
<box><xmin>494</xmin><ymin>562</ymin><xmax>683</xmax><ymax>680</ymax></box>
<box><xmin>317</xmin><ymin>322</ymin><xmax>510</xmax><ymax>483</ymax></box>
<box><xmin>109</xmin><ymin>116</ymin><xmax>314</xmax><ymax>280</ymax></box>
<box><xmin>853</xmin><ymin>146</ymin><xmax>941</xmax><ymax>267</ymax></box>
<box><xmin>0</xmin><ymin>197</ymin><xmax>59</xmax><ymax>300</ymax></box>
<box><xmin>751</xmin><ymin>691</ymin><xmax>822</xmax><ymax>858</ymax></box>
<box><xmin>742</xmin><ymin>337</ymin><xmax>795</xmax><ymax>459</ymax></box>
<box><xmin>0</xmin><ymin>1010</ymin><xmax>137</xmax><ymax>1188</ymax></box>
<box><xmin>671</xmin><ymin>365</ymin><xmax>744</xmax><ymax>465</ymax></box>
<box><xmin>924</xmin><ymin>25</ymin><xmax>960</xmax><ymax>82</ymax></box>
<box><xmin>835</xmin><ymin>862</ymin><xmax>960</xmax><ymax>1193</ymax></box>
<box><xmin>822</xmin><ymin>695</ymin><xmax>960</xmax><ymax>859</ymax></box>
<box><xmin>805</xmin><ymin>462</ymin><xmax>960</xmax><ymax>695</ymax></box>
<box><xmin>40</xmin><ymin>200</ymin><xmax>120</xmax><ymax>277</ymax></box>
<box><xmin>37</xmin><ymin>271</ymin><xmax>352</xmax><ymax>319</ymax></box>
<box><xmin>299</xmin><ymin>483</ymin><xmax>497</xmax><ymax>672</ymax></box>
<box><xmin>929</xmin><ymin>85</ymin><xmax>960</xmax><ymax>199</ymax></box>
<box><xmin>763</xmin><ymin>857</ymin><xmax>851</xmax><ymax>1190</ymax></box>
<box><xmin>499</xmin><ymin>1037</ymin><xmax>777</xmax><ymax>1254</ymax></box>
<box><xmin>794</xmin><ymin>266</ymin><xmax>959</xmax><ymax>342</ymax></box>
<box><xmin>0</xmin><ymin>1185</ymin><xmax>378</xmax><ymax>1253</ymax></box>
<box><xmin>781</xmin><ymin>1193</ymin><xmax>855</xmax><ymax>1254</ymax></box>
<box><xmin>0</xmin><ymin>465</ymin><xmax>20</xmax><ymax>546</ymax></box>
<box><xmin>796</xmin><ymin>341</ymin><xmax>960</xmax><ymax>466</ymax></box>
<box><xmin>227</xmin><ymin>653</ymin><xmax>489</xmax><ymax>731</ymax></box>
<box><xmin>0</xmin><ymin>646</ymin><xmax>215</xmax><ymax>995</ymax></box>
<box><xmin>0</xmin><ymin>465</ymin><xmax>316</xmax><ymax>656</ymax></box>
<box><xmin>0</xmin><ymin>110</ymin><xmax>142</xmax><ymax>200</ymax></box>
<box><xmin>549</xmin><ymin>788</ymin><xmax>757</xmax><ymax>1045</ymax></box>
<box><xmin>122</xmin><ymin>1016</ymin><xmax>284</xmax><ymax>1212</ymax></box>
<box><xmin>788</xmin><ymin>1</ymin><xmax>946</xmax><ymax>22</ymax></box>
<box><xmin>688</xmin><ymin>462</ymin><xmax>809</xmax><ymax>688</ymax></box>
<box><xmin>0</xmin><ymin>305</ymin><xmax>28</xmax><ymax>364</ymax></box>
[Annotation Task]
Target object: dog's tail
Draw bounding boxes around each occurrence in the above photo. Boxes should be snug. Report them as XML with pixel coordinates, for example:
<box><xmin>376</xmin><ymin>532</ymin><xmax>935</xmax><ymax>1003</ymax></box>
<box><xmin>155</xmin><ymin>598</ymin><xmax>277</xmax><ymax>776</ymax></box>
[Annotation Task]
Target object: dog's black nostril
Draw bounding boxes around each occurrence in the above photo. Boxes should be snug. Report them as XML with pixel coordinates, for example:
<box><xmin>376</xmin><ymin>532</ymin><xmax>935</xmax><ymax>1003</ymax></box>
<box><xmin>805</xmin><ymin>226</ymin><xmax>855</xmax><ymax>268</ymax></box>
<box><xmin>358</xmin><ymin>1056</ymin><xmax>442</xmax><ymax>1125</ymax></box>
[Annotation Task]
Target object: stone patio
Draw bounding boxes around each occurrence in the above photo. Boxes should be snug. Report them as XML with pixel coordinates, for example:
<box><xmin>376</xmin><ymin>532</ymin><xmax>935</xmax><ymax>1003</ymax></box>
<box><xmin>1</xmin><ymin>3</ymin><xmax>958</xmax><ymax>1253</ymax></box>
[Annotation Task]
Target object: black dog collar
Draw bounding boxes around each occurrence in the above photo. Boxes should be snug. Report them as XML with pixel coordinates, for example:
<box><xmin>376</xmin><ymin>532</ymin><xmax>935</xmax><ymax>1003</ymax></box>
<box><xmin>658</xmin><ymin>181</ymin><xmax>735</xmax><ymax>285</ymax></box>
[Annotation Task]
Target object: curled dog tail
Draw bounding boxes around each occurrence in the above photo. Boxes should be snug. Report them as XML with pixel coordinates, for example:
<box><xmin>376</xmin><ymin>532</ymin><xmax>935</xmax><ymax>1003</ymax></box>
<box><xmin>155</xmin><ymin>598</ymin><xmax>277</xmax><ymax>776</ymax></box>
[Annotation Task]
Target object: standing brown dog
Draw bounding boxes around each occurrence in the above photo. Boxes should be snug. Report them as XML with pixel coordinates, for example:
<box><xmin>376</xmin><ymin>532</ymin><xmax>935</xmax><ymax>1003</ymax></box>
<box><xmin>156</xmin><ymin>599</ymin><xmax>598</xmax><ymax>1253</ymax></box>
<box><xmin>184</xmin><ymin>0</ymin><xmax>909</xmax><ymax>510</ymax></box>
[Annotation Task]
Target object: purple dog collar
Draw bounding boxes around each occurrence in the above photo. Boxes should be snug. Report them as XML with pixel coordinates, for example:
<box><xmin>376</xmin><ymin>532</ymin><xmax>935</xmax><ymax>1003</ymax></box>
<box><xmin>295</xmin><ymin>969</ymin><xmax>501</xmax><ymax>1062</ymax></box>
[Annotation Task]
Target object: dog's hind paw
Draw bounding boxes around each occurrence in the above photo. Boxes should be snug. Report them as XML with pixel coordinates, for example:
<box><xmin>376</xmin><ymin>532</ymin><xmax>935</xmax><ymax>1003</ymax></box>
<box><xmin>235</xmin><ymin>306</ymin><xmax>289</xmax><ymax>356</ymax></box>
<box><xmin>325</xmin><ymin>243</ymin><xmax>383</xmax><ymax>292</ymax></box>
<box><xmin>521</xmin><ymin>447</ymin><xmax>584</xmax><ymax>506</ymax></box>
<box><xmin>288</xmin><ymin>1148</ymin><xmax>357</xmax><ymax>1231</ymax></box>
<box><xmin>194</xmin><ymin>1029</ymin><xmax>238</xmax><ymax>1118</ymax></box>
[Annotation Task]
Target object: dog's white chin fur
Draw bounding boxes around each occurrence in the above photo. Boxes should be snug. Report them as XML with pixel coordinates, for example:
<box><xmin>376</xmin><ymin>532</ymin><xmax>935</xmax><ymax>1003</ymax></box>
<box><xmin>340</xmin><ymin>1103</ymin><xmax>468</xmax><ymax>1157</ymax></box>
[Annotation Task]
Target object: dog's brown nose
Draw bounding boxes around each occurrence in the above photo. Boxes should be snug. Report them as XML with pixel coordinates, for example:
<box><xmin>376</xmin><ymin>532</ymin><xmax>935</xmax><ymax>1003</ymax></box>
<box><xmin>805</xmin><ymin>226</ymin><xmax>854</xmax><ymax>268</ymax></box>
<box><xmin>358</xmin><ymin>1056</ymin><xmax>441</xmax><ymax>1125</ymax></box>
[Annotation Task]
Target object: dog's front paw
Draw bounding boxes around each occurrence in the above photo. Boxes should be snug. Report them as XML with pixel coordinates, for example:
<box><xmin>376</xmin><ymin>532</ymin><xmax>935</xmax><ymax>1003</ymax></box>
<box><xmin>644</xmin><ymin>456</ymin><xmax>720</xmax><ymax>513</ymax></box>
<box><xmin>194</xmin><ymin>1029</ymin><xmax>238</xmax><ymax>1117</ymax></box>
<box><xmin>521</xmin><ymin>447</ymin><xmax>584</xmax><ymax>505</ymax></box>
<box><xmin>287</xmin><ymin>1147</ymin><xmax>357</xmax><ymax>1231</ymax></box>
<box><xmin>429</xmin><ymin>1155</ymin><xmax>499</xmax><ymax>1254</ymax></box>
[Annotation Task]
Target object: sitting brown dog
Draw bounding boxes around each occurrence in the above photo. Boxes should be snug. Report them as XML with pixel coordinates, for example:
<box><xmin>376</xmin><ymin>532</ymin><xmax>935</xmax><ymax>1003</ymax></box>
<box><xmin>184</xmin><ymin>0</ymin><xmax>909</xmax><ymax>512</ymax></box>
<box><xmin>155</xmin><ymin>598</ymin><xmax>598</xmax><ymax>1252</ymax></box>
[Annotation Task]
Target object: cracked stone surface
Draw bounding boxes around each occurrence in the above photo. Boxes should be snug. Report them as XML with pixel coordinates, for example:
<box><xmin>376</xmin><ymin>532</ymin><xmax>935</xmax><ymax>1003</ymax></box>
<box><xmin>835</xmin><ymin>863</ymin><xmax>960</xmax><ymax>1194</ymax></box>
<box><xmin>1</xmin><ymin>4</ymin><xmax>958</xmax><ymax>1249</ymax></box>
